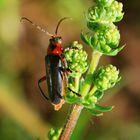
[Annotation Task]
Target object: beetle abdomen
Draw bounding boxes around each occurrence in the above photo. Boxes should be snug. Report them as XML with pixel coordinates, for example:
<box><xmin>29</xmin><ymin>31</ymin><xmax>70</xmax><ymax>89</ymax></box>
<box><xmin>45</xmin><ymin>55</ymin><xmax>63</xmax><ymax>104</ymax></box>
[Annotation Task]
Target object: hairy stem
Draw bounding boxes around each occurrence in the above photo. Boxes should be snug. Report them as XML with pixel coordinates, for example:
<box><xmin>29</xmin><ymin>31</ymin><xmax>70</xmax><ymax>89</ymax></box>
<box><xmin>59</xmin><ymin>76</ymin><xmax>81</xmax><ymax>140</ymax></box>
<box><xmin>59</xmin><ymin>50</ymin><xmax>102</xmax><ymax>140</ymax></box>
<box><xmin>59</xmin><ymin>104</ymin><xmax>83</xmax><ymax>140</ymax></box>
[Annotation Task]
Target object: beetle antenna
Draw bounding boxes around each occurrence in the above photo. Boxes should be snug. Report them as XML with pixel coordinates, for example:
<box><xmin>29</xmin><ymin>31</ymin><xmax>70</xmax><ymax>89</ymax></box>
<box><xmin>20</xmin><ymin>17</ymin><xmax>53</xmax><ymax>37</ymax></box>
<box><xmin>55</xmin><ymin>17</ymin><xmax>72</xmax><ymax>35</ymax></box>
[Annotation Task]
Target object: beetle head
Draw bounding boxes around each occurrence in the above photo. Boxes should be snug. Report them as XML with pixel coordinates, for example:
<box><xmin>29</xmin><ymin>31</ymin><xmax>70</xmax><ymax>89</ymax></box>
<box><xmin>49</xmin><ymin>36</ymin><xmax>62</xmax><ymax>45</ymax></box>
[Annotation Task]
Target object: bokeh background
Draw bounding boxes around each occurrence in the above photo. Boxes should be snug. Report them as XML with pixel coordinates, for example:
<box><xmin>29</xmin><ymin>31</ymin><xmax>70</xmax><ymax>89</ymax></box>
<box><xmin>0</xmin><ymin>0</ymin><xmax>140</xmax><ymax>140</ymax></box>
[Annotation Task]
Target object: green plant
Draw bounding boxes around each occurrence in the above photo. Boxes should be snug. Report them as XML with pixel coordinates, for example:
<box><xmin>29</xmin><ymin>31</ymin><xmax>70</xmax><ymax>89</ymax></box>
<box><xmin>48</xmin><ymin>0</ymin><xmax>124</xmax><ymax>139</ymax></box>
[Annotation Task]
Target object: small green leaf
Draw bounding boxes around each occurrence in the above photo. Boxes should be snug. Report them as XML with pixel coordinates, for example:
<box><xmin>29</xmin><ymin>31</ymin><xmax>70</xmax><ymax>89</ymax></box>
<box><xmin>81</xmin><ymin>96</ymin><xmax>96</xmax><ymax>109</ymax></box>
<box><xmin>87</xmin><ymin>109</ymin><xmax>103</xmax><ymax>116</ymax></box>
<box><xmin>94</xmin><ymin>91</ymin><xmax>104</xmax><ymax>100</ymax></box>
<box><xmin>65</xmin><ymin>90</ymin><xmax>80</xmax><ymax>104</ymax></box>
<box><xmin>95</xmin><ymin>104</ymin><xmax>114</xmax><ymax>112</ymax></box>
<box><xmin>87</xmin><ymin>21</ymin><xmax>109</xmax><ymax>31</ymax></box>
<box><xmin>104</xmin><ymin>45</ymin><xmax>125</xmax><ymax>56</ymax></box>
<box><xmin>80</xmin><ymin>32</ymin><xmax>92</xmax><ymax>46</ymax></box>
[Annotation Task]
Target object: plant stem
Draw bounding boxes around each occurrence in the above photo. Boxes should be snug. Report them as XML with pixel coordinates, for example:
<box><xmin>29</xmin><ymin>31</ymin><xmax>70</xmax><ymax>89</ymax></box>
<box><xmin>59</xmin><ymin>50</ymin><xmax>102</xmax><ymax>140</ymax></box>
<box><xmin>80</xmin><ymin>50</ymin><xmax>102</xmax><ymax>96</ymax></box>
<box><xmin>75</xmin><ymin>75</ymin><xmax>81</xmax><ymax>92</ymax></box>
<box><xmin>59</xmin><ymin>104</ymin><xmax>83</xmax><ymax>140</ymax></box>
<box><xmin>59</xmin><ymin>76</ymin><xmax>81</xmax><ymax>140</ymax></box>
<box><xmin>88</xmin><ymin>86</ymin><xmax>97</xmax><ymax>96</ymax></box>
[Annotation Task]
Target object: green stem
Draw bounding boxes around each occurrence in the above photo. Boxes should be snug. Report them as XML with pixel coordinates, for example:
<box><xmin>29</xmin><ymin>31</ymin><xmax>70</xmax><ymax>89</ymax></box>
<box><xmin>88</xmin><ymin>51</ymin><xmax>102</xmax><ymax>74</ymax></box>
<box><xmin>88</xmin><ymin>86</ymin><xmax>97</xmax><ymax>96</ymax></box>
<box><xmin>75</xmin><ymin>75</ymin><xmax>81</xmax><ymax>92</ymax></box>
<box><xmin>80</xmin><ymin>50</ymin><xmax>102</xmax><ymax>96</ymax></box>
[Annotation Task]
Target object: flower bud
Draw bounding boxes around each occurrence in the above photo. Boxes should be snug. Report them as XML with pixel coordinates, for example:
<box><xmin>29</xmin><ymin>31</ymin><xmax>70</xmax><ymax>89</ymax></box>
<box><xmin>87</xmin><ymin>0</ymin><xmax>123</xmax><ymax>25</ymax></box>
<box><xmin>91</xmin><ymin>24</ymin><xmax>120</xmax><ymax>53</ymax></box>
<box><xmin>81</xmin><ymin>24</ymin><xmax>124</xmax><ymax>56</ymax></box>
<box><xmin>64</xmin><ymin>41</ymin><xmax>88</xmax><ymax>77</ymax></box>
<box><xmin>93</xmin><ymin>64</ymin><xmax>121</xmax><ymax>91</ymax></box>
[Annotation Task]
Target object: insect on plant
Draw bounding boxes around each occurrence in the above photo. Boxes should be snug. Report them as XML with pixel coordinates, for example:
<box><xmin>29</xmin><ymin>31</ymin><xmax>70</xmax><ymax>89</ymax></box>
<box><xmin>20</xmin><ymin>17</ymin><xmax>80</xmax><ymax>111</ymax></box>
<box><xmin>20</xmin><ymin>0</ymin><xmax>125</xmax><ymax>139</ymax></box>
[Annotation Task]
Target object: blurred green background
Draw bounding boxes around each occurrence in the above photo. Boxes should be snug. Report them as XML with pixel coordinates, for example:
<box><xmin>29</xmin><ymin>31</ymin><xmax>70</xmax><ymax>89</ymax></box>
<box><xmin>0</xmin><ymin>0</ymin><xmax>140</xmax><ymax>140</ymax></box>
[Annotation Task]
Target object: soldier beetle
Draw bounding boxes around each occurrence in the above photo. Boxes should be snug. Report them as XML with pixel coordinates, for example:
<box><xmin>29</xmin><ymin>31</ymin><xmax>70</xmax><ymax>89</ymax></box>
<box><xmin>20</xmin><ymin>17</ymin><xmax>80</xmax><ymax>110</ymax></box>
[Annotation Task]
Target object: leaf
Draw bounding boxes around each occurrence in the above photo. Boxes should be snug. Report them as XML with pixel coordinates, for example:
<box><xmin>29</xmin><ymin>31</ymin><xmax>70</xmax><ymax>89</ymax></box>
<box><xmin>104</xmin><ymin>45</ymin><xmax>125</xmax><ymax>56</ymax></box>
<box><xmin>65</xmin><ymin>96</ymin><xmax>80</xmax><ymax>104</ymax></box>
<box><xmin>90</xmin><ymin>36</ymin><xmax>96</xmax><ymax>48</ymax></box>
<box><xmin>80</xmin><ymin>32</ymin><xmax>92</xmax><ymax>46</ymax></box>
<box><xmin>94</xmin><ymin>104</ymin><xmax>114</xmax><ymax>112</ymax></box>
<box><xmin>87</xmin><ymin>109</ymin><xmax>103</xmax><ymax>116</ymax></box>
<box><xmin>94</xmin><ymin>91</ymin><xmax>104</xmax><ymax>100</ymax></box>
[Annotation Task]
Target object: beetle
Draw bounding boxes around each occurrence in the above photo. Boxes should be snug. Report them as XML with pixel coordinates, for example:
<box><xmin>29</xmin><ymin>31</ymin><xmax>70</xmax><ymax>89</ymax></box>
<box><xmin>20</xmin><ymin>17</ymin><xmax>80</xmax><ymax>110</ymax></box>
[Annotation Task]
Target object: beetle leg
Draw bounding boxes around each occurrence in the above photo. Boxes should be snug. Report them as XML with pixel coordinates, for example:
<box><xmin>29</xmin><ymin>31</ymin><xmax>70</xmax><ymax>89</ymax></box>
<box><xmin>67</xmin><ymin>87</ymin><xmax>81</xmax><ymax>97</ymax></box>
<box><xmin>38</xmin><ymin>76</ymin><xmax>49</xmax><ymax>100</ymax></box>
<box><xmin>58</xmin><ymin>67</ymin><xmax>68</xmax><ymax>87</ymax></box>
<box><xmin>59</xmin><ymin>67</ymin><xmax>81</xmax><ymax>97</ymax></box>
<box><xmin>58</xmin><ymin>67</ymin><xmax>64</xmax><ymax>79</ymax></box>
<box><xmin>59</xmin><ymin>67</ymin><xmax>72</xmax><ymax>75</ymax></box>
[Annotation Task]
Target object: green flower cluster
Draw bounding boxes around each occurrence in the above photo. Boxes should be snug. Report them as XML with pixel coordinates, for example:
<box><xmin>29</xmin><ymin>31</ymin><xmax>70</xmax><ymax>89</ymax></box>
<box><xmin>88</xmin><ymin>0</ymin><xmax>123</xmax><ymax>24</ymax></box>
<box><xmin>48</xmin><ymin>128</ymin><xmax>62</xmax><ymax>140</ymax></box>
<box><xmin>79</xmin><ymin>64</ymin><xmax>120</xmax><ymax>116</ymax></box>
<box><xmin>64</xmin><ymin>41</ymin><xmax>88</xmax><ymax>77</ymax></box>
<box><xmin>64</xmin><ymin>0</ymin><xmax>124</xmax><ymax>116</ymax></box>
<box><xmin>93</xmin><ymin>64</ymin><xmax>121</xmax><ymax>91</ymax></box>
<box><xmin>81</xmin><ymin>0</ymin><xmax>124</xmax><ymax>56</ymax></box>
<box><xmin>91</xmin><ymin>24</ymin><xmax>123</xmax><ymax>55</ymax></box>
<box><xmin>95</xmin><ymin>0</ymin><xmax>114</xmax><ymax>7</ymax></box>
<box><xmin>64</xmin><ymin>64</ymin><xmax>120</xmax><ymax>116</ymax></box>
